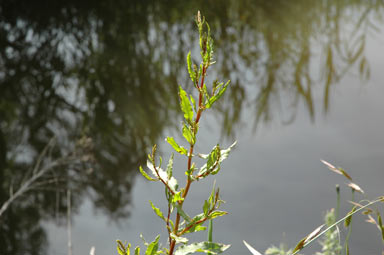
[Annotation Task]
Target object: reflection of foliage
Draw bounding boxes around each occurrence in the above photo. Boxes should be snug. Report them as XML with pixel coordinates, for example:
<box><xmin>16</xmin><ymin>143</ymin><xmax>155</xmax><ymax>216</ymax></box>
<box><xmin>1</xmin><ymin>0</ymin><xmax>384</xmax><ymax>254</ymax></box>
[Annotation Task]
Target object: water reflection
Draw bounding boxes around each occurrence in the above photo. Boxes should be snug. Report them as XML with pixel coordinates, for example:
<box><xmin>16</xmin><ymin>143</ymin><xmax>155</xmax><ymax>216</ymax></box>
<box><xmin>0</xmin><ymin>0</ymin><xmax>383</xmax><ymax>254</ymax></box>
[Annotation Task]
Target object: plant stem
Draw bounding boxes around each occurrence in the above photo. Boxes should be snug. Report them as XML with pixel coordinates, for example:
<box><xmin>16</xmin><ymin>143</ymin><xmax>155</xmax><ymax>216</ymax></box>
<box><xmin>344</xmin><ymin>190</ymin><xmax>355</xmax><ymax>255</ymax></box>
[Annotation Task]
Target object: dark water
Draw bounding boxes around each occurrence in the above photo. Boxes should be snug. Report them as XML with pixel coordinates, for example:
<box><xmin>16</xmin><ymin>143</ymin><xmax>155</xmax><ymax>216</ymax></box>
<box><xmin>1</xmin><ymin>1</ymin><xmax>384</xmax><ymax>254</ymax></box>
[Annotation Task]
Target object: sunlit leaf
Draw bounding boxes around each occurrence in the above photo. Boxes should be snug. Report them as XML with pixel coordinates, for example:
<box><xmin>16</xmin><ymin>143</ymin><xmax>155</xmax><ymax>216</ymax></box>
<box><xmin>182</xmin><ymin>124</ymin><xmax>195</xmax><ymax>145</ymax></box>
<box><xmin>175</xmin><ymin>242</ymin><xmax>230</xmax><ymax>255</ymax></box>
<box><xmin>135</xmin><ymin>246</ymin><xmax>140</xmax><ymax>255</ymax></box>
<box><xmin>184</xmin><ymin>224</ymin><xmax>206</xmax><ymax>234</ymax></box>
<box><xmin>206</xmin><ymin>80</ymin><xmax>230</xmax><ymax>108</ymax></box>
<box><xmin>145</xmin><ymin>235</ymin><xmax>160</xmax><ymax>255</ymax></box>
<box><xmin>117</xmin><ymin>240</ymin><xmax>130</xmax><ymax>255</ymax></box>
<box><xmin>172</xmin><ymin>192</ymin><xmax>184</xmax><ymax>204</ymax></box>
<box><xmin>187</xmin><ymin>52</ymin><xmax>195</xmax><ymax>84</ymax></box>
<box><xmin>170</xmin><ymin>233</ymin><xmax>188</xmax><ymax>244</ymax></box>
<box><xmin>139</xmin><ymin>166</ymin><xmax>157</xmax><ymax>181</ymax></box>
<box><xmin>166</xmin><ymin>154</ymin><xmax>174</xmax><ymax>178</ymax></box>
<box><xmin>203</xmin><ymin>200</ymin><xmax>210</xmax><ymax>216</ymax></box>
<box><xmin>243</xmin><ymin>241</ymin><xmax>263</xmax><ymax>255</ymax></box>
<box><xmin>146</xmin><ymin>160</ymin><xmax>178</xmax><ymax>193</ymax></box>
<box><xmin>149</xmin><ymin>200</ymin><xmax>166</xmax><ymax>221</ymax></box>
<box><xmin>166</xmin><ymin>137</ymin><xmax>188</xmax><ymax>155</ymax></box>
<box><xmin>190</xmin><ymin>95</ymin><xmax>197</xmax><ymax>112</ymax></box>
<box><xmin>209</xmin><ymin>210</ymin><xmax>227</xmax><ymax>219</ymax></box>
<box><xmin>179</xmin><ymin>86</ymin><xmax>193</xmax><ymax>124</ymax></box>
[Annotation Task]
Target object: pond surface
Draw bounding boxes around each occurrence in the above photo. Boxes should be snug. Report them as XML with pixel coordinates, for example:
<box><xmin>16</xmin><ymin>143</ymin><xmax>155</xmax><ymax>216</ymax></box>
<box><xmin>1</xmin><ymin>1</ymin><xmax>384</xmax><ymax>255</ymax></box>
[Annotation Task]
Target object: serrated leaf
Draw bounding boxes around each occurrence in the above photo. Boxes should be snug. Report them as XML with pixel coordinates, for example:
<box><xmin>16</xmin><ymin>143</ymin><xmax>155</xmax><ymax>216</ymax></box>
<box><xmin>149</xmin><ymin>200</ymin><xmax>166</xmax><ymax>221</ymax></box>
<box><xmin>175</xmin><ymin>242</ymin><xmax>230</xmax><ymax>255</ymax></box>
<box><xmin>206</xmin><ymin>80</ymin><xmax>230</xmax><ymax>108</ymax></box>
<box><xmin>140</xmin><ymin>166</ymin><xmax>158</xmax><ymax>181</ymax></box>
<box><xmin>209</xmin><ymin>210</ymin><xmax>227</xmax><ymax>219</ymax></box>
<box><xmin>166</xmin><ymin>137</ymin><xmax>188</xmax><ymax>155</ymax></box>
<box><xmin>145</xmin><ymin>235</ymin><xmax>160</xmax><ymax>255</ymax></box>
<box><xmin>345</xmin><ymin>206</ymin><xmax>357</xmax><ymax>227</ymax></box>
<box><xmin>243</xmin><ymin>241</ymin><xmax>263</xmax><ymax>255</ymax></box>
<box><xmin>187</xmin><ymin>52</ymin><xmax>195</xmax><ymax>84</ymax></box>
<box><xmin>170</xmin><ymin>233</ymin><xmax>189</xmax><ymax>244</ymax></box>
<box><xmin>182</xmin><ymin>124</ymin><xmax>195</xmax><ymax>145</ymax></box>
<box><xmin>179</xmin><ymin>86</ymin><xmax>193</xmax><ymax>124</ymax></box>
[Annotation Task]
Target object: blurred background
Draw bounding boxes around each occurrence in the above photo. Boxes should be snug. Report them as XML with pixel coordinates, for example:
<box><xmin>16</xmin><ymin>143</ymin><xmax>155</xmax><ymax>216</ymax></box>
<box><xmin>1</xmin><ymin>0</ymin><xmax>384</xmax><ymax>254</ymax></box>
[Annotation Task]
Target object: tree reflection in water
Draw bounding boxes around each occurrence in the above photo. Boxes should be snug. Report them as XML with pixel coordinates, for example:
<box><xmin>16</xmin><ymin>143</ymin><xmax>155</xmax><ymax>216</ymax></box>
<box><xmin>0</xmin><ymin>0</ymin><xmax>383</xmax><ymax>254</ymax></box>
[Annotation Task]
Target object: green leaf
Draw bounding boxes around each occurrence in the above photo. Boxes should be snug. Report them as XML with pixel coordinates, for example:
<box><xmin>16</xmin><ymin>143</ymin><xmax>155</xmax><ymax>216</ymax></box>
<box><xmin>117</xmin><ymin>240</ymin><xmax>130</xmax><ymax>255</ymax></box>
<box><xmin>206</xmin><ymin>80</ymin><xmax>230</xmax><ymax>108</ymax></box>
<box><xmin>175</xmin><ymin>203</ymin><xmax>191</xmax><ymax>223</ymax></box>
<box><xmin>172</xmin><ymin>192</ymin><xmax>184</xmax><ymax>204</ymax></box>
<box><xmin>135</xmin><ymin>247</ymin><xmax>140</xmax><ymax>255</ymax></box>
<box><xmin>182</xmin><ymin>124</ymin><xmax>195</xmax><ymax>145</ymax></box>
<box><xmin>209</xmin><ymin>210</ymin><xmax>227</xmax><ymax>219</ymax></box>
<box><xmin>179</xmin><ymin>86</ymin><xmax>194</xmax><ymax>124</ymax></box>
<box><xmin>185</xmin><ymin>225</ymin><xmax>206</xmax><ymax>234</ymax></box>
<box><xmin>198</xmin><ymin>145</ymin><xmax>220</xmax><ymax>177</ymax></box>
<box><xmin>145</xmin><ymin>235</ymin><xmax>160</xmax><ymax>255</ymax></box>
<box><xmin>198</xmin><ymin>141</ymin><xmax>236</xmax><ymax>178</ymax></box>
<box><xmin>149</xmin><ymin>200</ymin><xmax>166</xmax><ymax>221</ymax></box>
<box><xmin>377</xmin><ymin>211</ymin><xmax>384</xmax><ymax>241</ymax></box>
<box><xmin>207</xmin><ymin>146</ymin><xmax>220</xmax><ymax>171</ymax></box>
<box><xmin>187</xmin><ymin>52</ymin><xmax>195</xmax><ymax>84</ymax></box>
<box><xmin>190</xmin><ymin>95</ymin><xmax>197</xmax><ymax>112</ymax></box>
<box><xmin>175</xmin><ymin>242</ymin><xmax>230</xmax><ymax>255</ymax></box>
<box><xmin>344</xmin><ymin>206</ymin><xmax>357</xmax><ymax>227</ymax></box>
<box><xmin>146</xmin><ymin>160</ymin><xmax>179</xmax><ymax>193</ymax></box>
<box><xmin>166</xmin><ymin>154</ymin><xmax>174</xmax><ymax>178</ymax></box>
<box><xmin>166</xmin><ymin>137</ymin><xmax>188</xmax><ymax>155</ymax></box>
<box><xmin>140</xmin><ymin>166</ymin><xmax>158</xmax><ymax>181</ymax></box>
<box><xmin>220</xmin><ymin>141</ymin><xmax>237</xmax><ymax>162</ymax></box>
<box><xmin>170</xmin><ymin>233</ymin><xmax>189</xmax><ymax>244</ymax></box>
<box><xmin>203</xmin><ymin>200</ymin><xmax>210</xmax><ymax>216</ymax></box>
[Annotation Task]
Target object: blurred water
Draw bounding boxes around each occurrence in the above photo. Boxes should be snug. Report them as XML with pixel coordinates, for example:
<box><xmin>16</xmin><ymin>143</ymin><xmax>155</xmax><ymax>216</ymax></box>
<box><xmin>1</xmin><ymin>1</ymin><xmax>384</xmax><ymax>255</ymax></box>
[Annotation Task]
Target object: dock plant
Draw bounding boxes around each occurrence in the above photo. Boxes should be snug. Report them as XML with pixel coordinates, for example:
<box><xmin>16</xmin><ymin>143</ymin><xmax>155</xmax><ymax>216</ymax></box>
<box><xmin>116</xmin><ymin>11</ymin><xmax>235</xmax><ymax>255</ymax></box>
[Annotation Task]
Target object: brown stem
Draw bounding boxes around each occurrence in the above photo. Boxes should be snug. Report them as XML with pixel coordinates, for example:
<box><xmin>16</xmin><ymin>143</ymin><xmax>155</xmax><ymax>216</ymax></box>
<box><xmin>169</xmin><ymin>59</ymin><xmax>209</xmax><ymax>255</ymax></box>
<box><xmin>167</xmin><ymin>202</ymin><xmax>172</xmax><ymax>246</ymax></box>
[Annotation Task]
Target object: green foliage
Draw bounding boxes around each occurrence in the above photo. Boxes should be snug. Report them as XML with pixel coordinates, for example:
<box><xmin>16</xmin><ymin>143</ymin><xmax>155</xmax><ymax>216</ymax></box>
<box><xmin>117</xmin><ymin>11</ymin><xmax>234</xmax><ymax>255</ymax></box>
